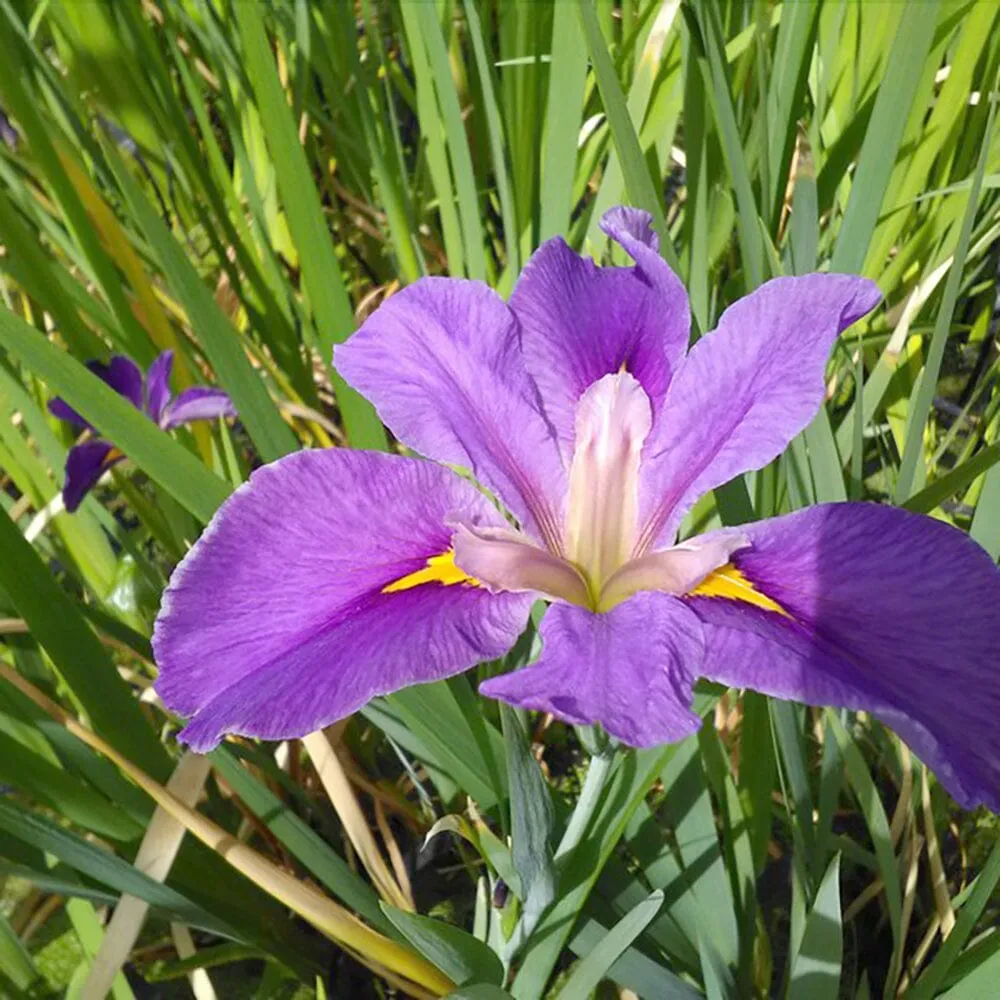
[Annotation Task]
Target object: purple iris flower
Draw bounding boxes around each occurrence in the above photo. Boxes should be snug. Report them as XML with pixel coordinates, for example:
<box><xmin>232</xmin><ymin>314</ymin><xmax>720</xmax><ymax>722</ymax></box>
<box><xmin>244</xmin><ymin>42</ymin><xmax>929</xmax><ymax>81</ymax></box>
<box><xmin>153</xmin><ymin>207</ymin><xmax>1000</xmax><ymax>811</ymax></box>
<box><xmin>49</xmin><ymin>350</ymin><xmax>235</xmax><ymax>512</ymax></box>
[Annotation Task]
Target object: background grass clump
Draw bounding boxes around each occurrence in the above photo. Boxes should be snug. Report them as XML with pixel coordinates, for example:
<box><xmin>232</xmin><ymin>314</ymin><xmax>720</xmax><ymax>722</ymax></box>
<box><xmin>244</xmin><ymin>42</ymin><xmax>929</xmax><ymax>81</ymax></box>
<box><xmin>0</xmin><ymin>0</ymin><xmax>998</xmax><ymax>997</ymax></box>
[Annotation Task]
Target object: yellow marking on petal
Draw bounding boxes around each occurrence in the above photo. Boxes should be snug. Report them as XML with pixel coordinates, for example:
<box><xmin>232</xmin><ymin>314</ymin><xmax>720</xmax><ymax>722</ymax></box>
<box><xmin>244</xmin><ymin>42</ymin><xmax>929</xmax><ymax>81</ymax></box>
<box><xmin>381</xmin><ymin>550</ymin><xmax>480</xmax><ymax>594</ymax></box>
<box><xmin>105</xmin><ymin>447</ymin><xmax>123</xmax><ymax>464</ymax></box>
<box><xmin>690</xmin><ymin>564</ymin><xmax>791</xmax><ymax>618</ymax></box>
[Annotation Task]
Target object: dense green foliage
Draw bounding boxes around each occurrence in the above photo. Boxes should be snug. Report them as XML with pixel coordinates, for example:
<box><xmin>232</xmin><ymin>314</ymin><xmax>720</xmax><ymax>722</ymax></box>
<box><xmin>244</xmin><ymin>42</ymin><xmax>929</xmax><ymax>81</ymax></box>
<box><xmin>0</xmin><ymin>0</ymin><xmax>998</xmax><ymax>997</ymax></box>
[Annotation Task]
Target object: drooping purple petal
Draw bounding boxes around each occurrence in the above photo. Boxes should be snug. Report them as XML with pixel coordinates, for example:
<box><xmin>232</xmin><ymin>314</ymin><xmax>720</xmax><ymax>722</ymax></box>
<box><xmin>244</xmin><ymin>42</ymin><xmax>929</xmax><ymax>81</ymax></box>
<box><xmin>159</xmin><ymin>387</ymin><xmax>236</xmax><ymax>429</ymax></box>
<box><xmin>481</xmin><ymin>593</ymin><xmax>705</xmax><ymax>747</ymax></box>
<box><xmin>636</xmin><ymin>275</ymin><xmax>881</xmax><ymax>551</ymax></box>
<box><xmin>335</xmin><ymin>279</ymin><xmax>566</xmax><ymax>550</ymax></box>
<box><xmin>48</xmin><ymin>355</ymin><xmax>145</xmax><ymax>429</ymax></box>
<box><xmin>153</xmin><ymin>449</ymin><xmax>532</xmax><ymax>751</ymax></box>
<box><xmin>509</xmin><ymin>207</ymin><xmax>689</xmax><ymax>454</ymax></box>
<box><xmin>146</xmin><ymin>350</ymin><xmax>174</xmax><ymax>424</ymax></box>
<box><xmin>684</xmin><ymin>503</ymin><xmax>1000</xmax><ymax>811</ymax></box>
<box><xmin>62</xmin><ymin>440</ymin><xmax>123</xmax><ymax>512</ymax></box>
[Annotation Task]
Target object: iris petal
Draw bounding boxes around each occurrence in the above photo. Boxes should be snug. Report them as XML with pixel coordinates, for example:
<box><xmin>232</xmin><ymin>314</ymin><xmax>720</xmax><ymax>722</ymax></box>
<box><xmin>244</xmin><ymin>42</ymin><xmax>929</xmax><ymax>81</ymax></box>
<box><xmin>146</xmin><ymin>350</ymin><xmax>174</xmax><ymax>424</ymax></box>
<box><xmin>509</xmin><ymin>207</ymin><xmax>689</xmax><ymax>456</ymax></box>
<box><xmin>62</xmin><ymin>440</ymin><xmax>123</xmax><ymax>512</ymax></box>
<box><xmin>160</xmin><ymin>387</ymin><xmax>236</xmax><ymax>429</ymax></box>
<box><xmin>685</xmin><ymin>503</ymin><xmax>1000</xmax><ymax>811</ymax></box>
<box><xmin>153</xmin><ymin>450</ymin><xmax>532</xmax><ymax>750</ymax></box>
<box><xmin>481</xmin><ymin>593</ymin><xmax>705</xmax><ymax>747</ymax></box>
<box><xmin>93</xmin><ymin>356</ymin><xmax>144</xmax><ymax>410</ymax></box>
<box><xmin>335</xmin><ymin>279</ymin><xmax>566</xmax><ymax>549</ymax></box>
<box><xmin>636</xmin><ymin>274</ymin><xmax>881</xmax><ymax>551</ymax></box>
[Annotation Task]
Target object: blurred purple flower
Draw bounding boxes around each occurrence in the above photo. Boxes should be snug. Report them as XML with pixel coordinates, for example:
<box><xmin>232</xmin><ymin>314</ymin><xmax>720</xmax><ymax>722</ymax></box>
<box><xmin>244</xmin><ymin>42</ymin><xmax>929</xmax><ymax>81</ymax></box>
<box><xmin>49</xmin><ymin>350</ymin><xmax>235</xmax><ymax>512</ymax></box>
<box><xmin>153</xmin><ymin>207</ymin><xmax>1000</xmax><ymax>811</ymax></box>
<box><xmin>0</xmin><ymin>107</ymin><xmax>18</xmax><ymax>150</ymax></box>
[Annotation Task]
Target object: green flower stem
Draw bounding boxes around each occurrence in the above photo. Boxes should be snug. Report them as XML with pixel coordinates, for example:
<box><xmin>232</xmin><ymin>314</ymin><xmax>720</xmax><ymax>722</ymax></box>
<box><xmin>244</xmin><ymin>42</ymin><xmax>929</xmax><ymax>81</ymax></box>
<box><xmin>554</xmin><ymin>740</ymin><xmax>618</xmax><ymax>864</ymax></box>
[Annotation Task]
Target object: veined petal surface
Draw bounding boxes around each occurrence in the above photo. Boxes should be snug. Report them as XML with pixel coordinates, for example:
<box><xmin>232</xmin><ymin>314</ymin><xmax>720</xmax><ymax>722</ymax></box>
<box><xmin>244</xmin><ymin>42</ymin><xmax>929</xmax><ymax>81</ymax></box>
<box><xmin>510</xmin><ymin>207</ymin><xmax>689</xmax><ymax>454</ymax></box>
<box><xmin>153</xmin><ymin>450</ymin><xmax>532</xmax><ymax>751</ymax></box>
<box><xmin>685</xmin><ymin>503</ymin><xmax>1000</xmax><ymax>811</ymax></box>
<box><xmin>335</xmin><ymin>278</ymin><xmax>565</xmax><ymax>549</ymax></box>
<box><xmin>637</xmin><ymin>275</ymin><xmax>881</xmax><ymax>550</ymax></box>
<box><xmin>481</xmin><ymin>593</ymin><xmax>705</xmax><ymax>747</ymax></box>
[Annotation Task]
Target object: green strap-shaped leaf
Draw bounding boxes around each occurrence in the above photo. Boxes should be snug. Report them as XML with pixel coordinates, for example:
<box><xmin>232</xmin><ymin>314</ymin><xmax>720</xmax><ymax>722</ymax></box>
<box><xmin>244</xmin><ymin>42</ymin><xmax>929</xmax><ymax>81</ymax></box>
<box><xmin>826</xmin><ymin>712</ymin><xmax>902</xmax><ymax>947</ymax></box>
<box><xmin>0</xmin><ymin>910</ymin><xmax>39</xmax><ymax>993</ymax></box>
<box><xmin>0</xmin><ymin>799</ymin><xmax>235</xmax><ymax>939</ymax></box>
<box><xmin>0</xmin><ymin>729</ymin><xmax>142</xmax><ymax>842</ymax></box>
<box><xmin>233</xmin><ymin>0</ymin><xmax>387</xmax><ymax>451</ymax></box>
<box><xmin>382</xmin><ymin>904</ymin><xmax>504</xmax><ymax>987</ymax></box>
<box><xmin>539</xmin><ymin>1</ymin><xmax>588</xmax><ymax>244</ymax></box>
<box><xmin>209</xmin><ymin>747</ymin><xmax>392</xmax><ymax>936</ymax></box>
<box><xmin>829</xmin><ymin>0</ymin><xmax>942</xmax><ymax>275</ymax></box>
<box><xmin>501</xmin><ymin>704</ymin><xmax>556</xmax><ymax>946</ymax></box>
<box><xmin>908</xmin><ymin>835</ymin><xmax>1000</xmax><ymax>1000</ymax></box>
<box><xmin>688</xmin><ymin>1</ymin><xmax>764</xmax><ymax>290</ymax></box>
<box><xmin>103</xmin><ymin>144</ymin><xmax>299</xmax><ymax>465</ymax></box>
<box><xmin>896</xmin><ymin>62</ymin><xmax>1000</xmax><ymax>500</ymax></box>
<box><xmin>446</xmin><ymin>986</ymin><xmax>515</xmax><ymax>1000</ymax></box>
<box><xmin>412</xmin><ymin>1</ymin><xmax>487</xmax><ymax>282</ymax></box>
<box><xmin>0</xmin><ymin>508</ymin><xmax>169</xmax><ymax>780</ymax></box>
<box><xmin>577</xmin><ymin>0</ymin><xmax>681</xmax><ymax>273</ymax></box>
<box><xmin>0</xmin><ymin>23</ymin><xmax>155</xmax><ymax>364</ymax></box>
<box><xmin>788</xmin><ymin>854</ymin><xmax>843</xmax><ymax>1000</ymax></box>
<box><xmin>556</xmin><ymin>890</ymin><xmax>663</xmax><ymax>999</ymax></box>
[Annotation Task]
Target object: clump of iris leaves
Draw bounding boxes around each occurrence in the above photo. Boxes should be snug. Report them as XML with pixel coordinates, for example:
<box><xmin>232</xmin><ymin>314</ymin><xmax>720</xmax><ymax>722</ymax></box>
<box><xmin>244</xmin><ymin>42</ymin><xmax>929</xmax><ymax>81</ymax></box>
<box><xmin>0</xmin><ymin>1</ymin><xmax>998</xmax><ymax>999</ymax></box>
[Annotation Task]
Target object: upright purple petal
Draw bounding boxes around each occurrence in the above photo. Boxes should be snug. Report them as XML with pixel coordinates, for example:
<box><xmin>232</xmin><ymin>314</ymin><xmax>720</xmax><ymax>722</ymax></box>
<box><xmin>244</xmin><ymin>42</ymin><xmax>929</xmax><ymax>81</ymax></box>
<box><xmin>684</xmin><ymin>503</ymin><xmax>1000</xmax><ymax>811</ymax></box>
<box><xmin>62</xmin><ymin>440</ymin><xmax>123</xmax><ymax>512</ymax></box>
<box><xmin>153</xmin><ymin>450</ymin><xmax>531</xmax><ymax>751</ymax></box>
<box><xmin>599</xmin><ymin>206</ymin><xmax>661</xmax><ymax>252</ymax></box>
<box><xmin>159</xmin><ymin>387</ymin><xmax>236</xmax><ymax>429</ymax></box>
<box><xmin>636</xmin><ymin>275</ymin><xmax>881</xmax><ymax>550</ymax></box>
<box><xmin>146</xmin><ymin>350</ymin><xmax>174</xmax><ymax>423</ymax></box>
<box><xmin>481</xmin><ymin>593</ymin><xmax>705</xmax><ymax>747</ymax></box>
<box><xmin>509</xmin><ymin>207</ymin><xmax>689</xmax><ymax>454</ymax></box>
<box><xmin>91</xmin><ymin>356</ymin><xmax>144</xmax><ymax>410</ymax></box>
<box><xmin>48</xmin><ymin>355</ymin><xmax>145</xmax><ymax>429</ymax></box>
<box><xmin>335</xmin><ymin>278</ymin><xmax>566</xmax><ymax>550</ymax></box>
